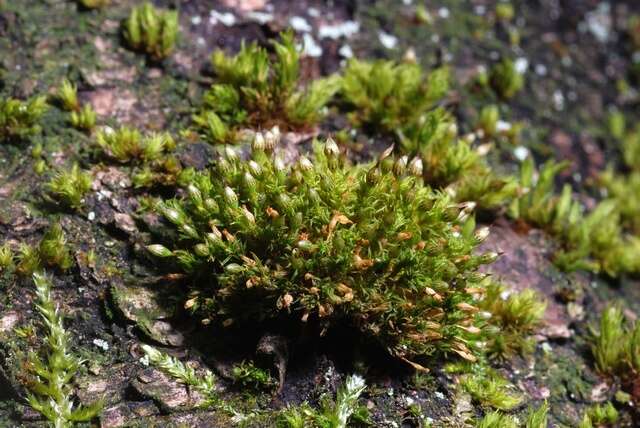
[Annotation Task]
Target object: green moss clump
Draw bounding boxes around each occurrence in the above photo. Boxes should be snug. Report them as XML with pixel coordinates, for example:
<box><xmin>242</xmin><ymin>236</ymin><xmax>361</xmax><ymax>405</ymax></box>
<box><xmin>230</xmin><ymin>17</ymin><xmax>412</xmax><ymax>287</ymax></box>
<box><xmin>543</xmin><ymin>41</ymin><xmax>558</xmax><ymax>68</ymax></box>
<box><xmin>459</xmin><ymin>367</ymin><xmax>522</xmax><ymax>410</ymax></box>
<box><xmin>148</xmin><ymin>136</ymin><xmax>498</xmax><ymax>363</ymax></box>
<box><xmin>401</xmin><ymin>110</ymin><xmax>517</xmax><ymax>209</ymax></box>
<box><xmin>578</xmin><ymin>402</ymin><xmax>619</xmax><ymax>428</ymax></box>
<box><xmin>475</xmin><ymin>402</ymin><xmax>548</xmax><ymax>428</ymax></box>
<box><xmin>46</xmin><ymin>163</ymin><xmax>92</xmax><ymax>211</ymax></box>
<box><xmin>510</xmin><ymin>158</ymin><xmax>640</xmax><ymax>275</ymax></box>
<box><xmin>590</xmin><ymin>306</ymin><xmax>640</xmax><ymax>376</ymax></box>
<box><xmin>479</xmin><ymin>284</ymin><xmax>546</xmax><ymax>358</ymax></box>
<box><xmin>340</xmin><ymin>58</ymin><xmax>449</xmax><ymax>134</ymax></box>
<box><xmin>231</xmin><ymin>361</ymin><xmax>275</xmax><ymax>390</ymax></box>
<box><xmin>123</xmin><ymin>2</ymin><xmax>179</xmax><ymax>61</ymax></box>
<box><xmin>95</xmin><ymin>126</ymin><xmax>185</xmax><ymax>188</ymax></box>
<box><xmin>0</xmin><ymin>96</ymin><xmax>48</xmax><ymax>143</ymax></box>
<box><xmin>13</xmin><ymin>223</ymin><xmax>74</xmax><ymax>276</ymax></box>
<box><xmin>489</xmin><ymin>58</ymin><xmax>525</xmax><ymax>99</ymax></box>
<box><xmin>278</xmin><ymin>375</ymin><xmax>367</xmax><ymax>428</ymax></box>
<box><xmin>193</xmin><ymin>31</ymin><xmax>340</xmax><ymax>144</ymax></box>
<box><xmin>70</xmin><ymin>104</ymin><xmax>97</xmax><ymax>132</ymax></box>
<box><xmin>56</xmin><ymin>79</ymin><xmax>80</xmax><ymax>112</ymax></box>
<box><xmin>599</xmin><ymin>122</ymin><xmax>640</xmax><ymax>235</ymax></box>
<box><xmin>38</xmin><ymin>222</ymin><xmax>74</xmax><ymax>271</ymax></box>
<box><xmin>96</xmin><ymin>127</ymin><xmax>174</xmax><ymax>163</ymax></box>
<box><xmin>0</xmin><ymin>243</ymin><xmax>13</xmax><ymax>272</ymax></box>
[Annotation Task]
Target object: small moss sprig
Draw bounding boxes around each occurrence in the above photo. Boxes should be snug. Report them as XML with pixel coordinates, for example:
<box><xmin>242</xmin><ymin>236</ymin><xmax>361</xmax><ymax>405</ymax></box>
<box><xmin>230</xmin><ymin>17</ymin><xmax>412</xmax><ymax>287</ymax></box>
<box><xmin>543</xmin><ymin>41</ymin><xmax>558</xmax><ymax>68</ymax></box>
<box><xmin>340</xmin><ymin>58</ymin><xmax>449</xmax><ymax>134</ymax></box>
<box><xmin>278</xmin><ymin>375</ymin><xmax>367</xmax><ymax>428</ymax></box>
<box><xmin>14</xmin><ymin>223</ymin><xmax>74</xmax><ymax>276</ymax></box>
<box><xmin>0</xmin><ymin>96</ymin><xmax>48</xmax><ymax>143</ymax></box>
<box><xmin>489</xmin><ymin>58</ymin><xmax>525</xmax><ymax>99</ymax></box>
<box><xmin>590</xmin><ymin>306</ymin><xmax>640</xmax><ymax>376</ymax></box>
<box><xmin>459</xmin><ymin>367</ymin><xmax>522</xmax><ymax>411</ymax></box>
<box><xmin>578</xmin><ymin>402</ymin><xmax>619</xmax><ymax>428</ymax></box>
<box><xmin>0</xmin><ymin>243</ymin><xmax>14</xmax><ymax>272</ymax></box>
<box><xmin>46</xmin><ymin>164</ymin><xmax>92</xmax><ymax>211</ymax></box>
<box><xmin>479</xmin><ymin>283</ymin><xmax>546</xmax><ymax>358</ymax></box>
<box><xmin>70</xmin><ymin>104</ymin><xmax>96</xmax><ymax>132</ymax></box>
<box><xmin>148</xmin><ymin>135</ymin><xmax>498</xmax><ymax>363</ymax></box>
<box><xmin>124</xmin><ymin>2</ymin><xmax>179</xmax><ymax>61</ymax></box>
<box><xmin>193</xmin><ymin>31</ymin><xmax>340</xmax><ymax>143</ymax></box>
<box><xmin>39</xmin><ymin>223</ymin><xmax>74</xmax><ymax>272</ymax></box>
<box><xmin>96</xmin><ymin>127</ymin><xmax>175</xmax><ymax>164</ymax></box>
<box><xmin>140</xmin><ymin>344</ymin><xmax>235</xmax><ymax>412</ymax></box>
<box><xmin>231</xmin><ymin>361</ymin><xmax>275</xmax><ymax>390</ymax></box>
<box><xmin>56</xmin><ymin>79</ymin><xmax>79</xmax><ymax>112</ymax></box>
<box><xmin>25</xmin><ymin>272</ymin><xmax>103</xmax><ymax>426</ymax></box>
<box><xmin>476</xmin><ymin>402</ymin><xmax>548</xmax><ymax>428</ymax></box>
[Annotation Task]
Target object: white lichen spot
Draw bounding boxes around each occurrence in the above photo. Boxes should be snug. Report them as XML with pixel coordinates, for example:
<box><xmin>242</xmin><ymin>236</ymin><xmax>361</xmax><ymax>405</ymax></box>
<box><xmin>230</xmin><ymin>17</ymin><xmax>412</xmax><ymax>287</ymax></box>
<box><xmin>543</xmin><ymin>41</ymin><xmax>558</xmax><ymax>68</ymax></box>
<box><xmin>88</xmin><ymin>211</ymin><xmax>96</xmax><ymax>221</ymax></box>
<box><xmin>378</xmin><ymin>31</ymin><xmax>398</xmax><ymax>49</ymax></box>
<box><xmin>289</xmin><ymin>16</ymin><xmax>312</xmax><ymax>32</ymax></box>
<box><xmin>438</xmin><ymin>7</ymin><xmax>450</xmax><ymax>19</ymax></box>
<box><xmin>191</xmin><ymin>15</ymin><xmax>202</xmax><ymax>26</ymax></box>
<box><xmin>583</xmin><ymin>2</ymin><xmax>611</xmax><ymax>43</ymax></box>
<box><xmin>535</xmin><ymin>64</ymin><xmax>547</xmax><ymax>76</ymax></box>
<box><xmin>496</xmin><ymin>120</ymin><xmax>512</xmax><ymax>132</ymax></box>
<box><xmin>244</xmin><ymin>11</ymin><xmax>274</xmax><ymax>25</ymax></box>
<box><xmin>514</xmin><ymin>57</ymin><xmax>529</xmax><ymax>74</ymax></box>
<box><xmin>93</xmin><ymin>338</ymin><xmax>109</xmax><ymax>351</ymax></box>
<box><xmin>513</xmin><ymin>146</ymin><xmax>529</xmax><ymax>161</ymax></box>
<box><xmin>308</xmin><ymin>7</ymin><xmax>320</xmax><ymax>18</ymax></box>
<box><xmin>209</xmin><ymin>10</ymin><xmax>236</xmax><ymax>27</ymax></box>
<box><xmin>338</xmin><ymin>44</ymin><xmax>354</xmax><ymax>58</ymax></box>
<box><xmin>301</xmin><ymin>33</ymin><xmax>322</xmax><ymax>58</ymax></box>
<box><xmin>318</xmin><ymin>21</ymin><xmax>360</xmax><ymax>40</ymax></box>
<box><xmin>553</xmin><ymin>89</ymin><xmax>565</xmax><ymax>111</ymax></box>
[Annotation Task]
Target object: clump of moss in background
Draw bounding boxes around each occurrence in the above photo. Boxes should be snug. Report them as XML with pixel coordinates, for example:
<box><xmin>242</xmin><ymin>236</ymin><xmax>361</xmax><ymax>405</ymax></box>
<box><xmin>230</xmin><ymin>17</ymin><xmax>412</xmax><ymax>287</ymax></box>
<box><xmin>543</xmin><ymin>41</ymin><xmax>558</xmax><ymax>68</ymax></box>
<box><xmin>488</xmin><ymin>58</ymin><xmax>525</xmax><ymax>99</ymax></box>
<box><xmin>578</xmin><ymin>402</ymin><xmax>619</xmax><ymax>428</ymax></box>
<box><xmin>338</xmin><ymin>60</ymin><xmax>516</xmax><ymax>209</ymax></box>
<box><xmin>95</xmin><ymin>126</ymin><xmax>185</xmax><ymax>188</ymax></box>
<box><xmin>10</xmin><ymin>223</ymin><xmax>74</xmax><ymax>276</ymax></box>
<box><xmin>599</xmin><ymin>114</ymin><xmax>640</xmax><ymax>235</ymax></box>
<box><xmin>70</xmin><ymin>104</ymin><xmax>97</xmax><ymax>132</ymax></box>
<box><xmin>96</xmin><ymin>126</ymin><xmax>175</xmax><ymax>163</ymax></box>
<box><xmin>479</xmin><ymin>283</ymin><xmax>546</xmax><ymax>358</ymax></box>
<box><xmin>46</xmin><ymin>163</ymin><xmax>92</xmax><ymax>211</ymax></box>
<box><xmin>0</xmin><ymin>96</ymin><xmax>48</xmax><ymax>143</ymax></box>
<box><xmin>340</xmin><ymin>58</ymin><xmax>449</xmax><ymax>134</ymax></box>
<box><xmin>193</xmin><ymin>31</ymin><xmax>340</xmax><ymax>144</ymax></box>
<box><xmin>55</xmin><ymin>79</ymin><xmax>97</xmax><ymax>132</ymax></box>
<box><xmin>123</xmin><ymin>2</ymin><xmax>179</xmax><ymax>61</ymax></box>
<box><xmin>476</xmin><ymin>402</ymin><xmax>548</xmax><ymax>428</ymax></box>
<box><xmin>148</xmin><ymin>135</ymin><xmax>498</xmax><ymax>364</ymax></box>
<box><xmin>509</xmin><ymin>158</ymin><xmax>640</xmax><ymax>275</ymax></box>
<box><xmin>590</xmin><ymin>306</ymin><xmax>640</xmax><ymax>376</ymax></box>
